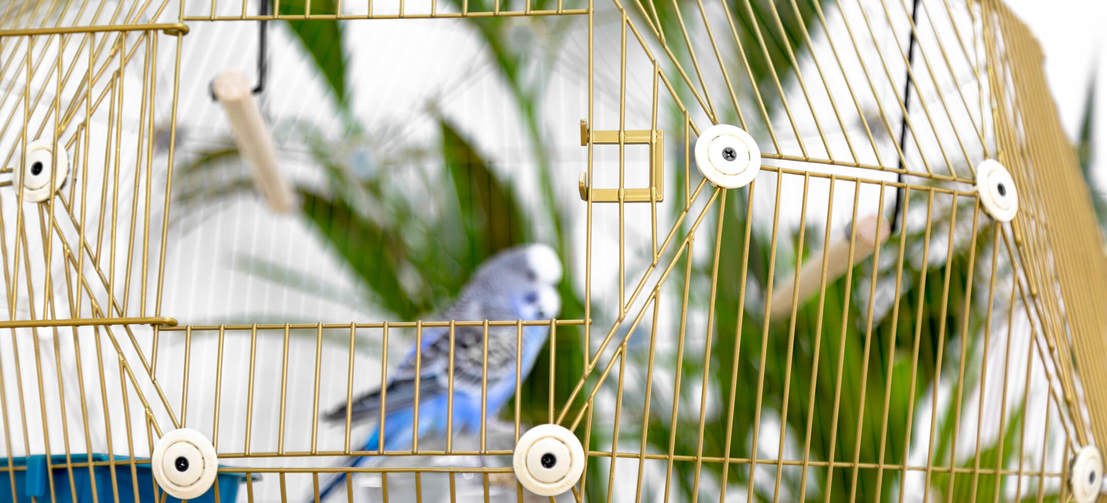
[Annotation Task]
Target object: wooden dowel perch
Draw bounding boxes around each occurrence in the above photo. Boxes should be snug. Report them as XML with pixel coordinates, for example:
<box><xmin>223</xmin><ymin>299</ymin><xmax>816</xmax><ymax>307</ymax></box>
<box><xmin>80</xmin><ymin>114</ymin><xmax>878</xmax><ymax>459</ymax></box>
<box><xmin>769</xmin><ymin>214</ymin><xmax>891</xmax><ymax>320</ymax></box>
<box><xmin>212</xmin><ymin>71</ymin><xmax>296</xmax><ymax>213</ymax></box>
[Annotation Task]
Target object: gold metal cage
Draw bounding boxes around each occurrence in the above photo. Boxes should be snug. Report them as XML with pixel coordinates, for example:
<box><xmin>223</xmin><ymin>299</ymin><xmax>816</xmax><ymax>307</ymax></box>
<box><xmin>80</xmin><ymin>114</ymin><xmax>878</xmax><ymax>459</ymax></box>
<box><xmin>0</xmin><ymin>0</ymin><xmax>1104</xmax><ymax>501</ymax></box>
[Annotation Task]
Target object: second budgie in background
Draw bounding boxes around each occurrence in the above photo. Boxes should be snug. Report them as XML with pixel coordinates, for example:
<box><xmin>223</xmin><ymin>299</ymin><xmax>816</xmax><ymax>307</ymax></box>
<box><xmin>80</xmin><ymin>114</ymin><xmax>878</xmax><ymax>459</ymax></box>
<box><xmin>313</xmin><ymin>244</ymin><xmax>563</xmax><ymax>501</ymax></box>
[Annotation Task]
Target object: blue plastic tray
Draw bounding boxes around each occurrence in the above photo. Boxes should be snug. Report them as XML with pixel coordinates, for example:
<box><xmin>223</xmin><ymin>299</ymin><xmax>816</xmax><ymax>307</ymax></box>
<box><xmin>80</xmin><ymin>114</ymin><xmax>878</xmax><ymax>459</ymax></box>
<box><xmin>0</xmin><ymin>454</ymin><xmax>244</xmax><ymax>503</ymax></box>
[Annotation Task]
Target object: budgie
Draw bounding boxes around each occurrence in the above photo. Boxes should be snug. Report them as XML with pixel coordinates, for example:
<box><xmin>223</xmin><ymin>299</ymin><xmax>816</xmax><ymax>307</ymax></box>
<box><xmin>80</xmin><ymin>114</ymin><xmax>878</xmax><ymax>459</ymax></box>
<box><xmin>314</xmin><ymin>243</ymin><xmax>562</xmax><ymax>501</ymax></box>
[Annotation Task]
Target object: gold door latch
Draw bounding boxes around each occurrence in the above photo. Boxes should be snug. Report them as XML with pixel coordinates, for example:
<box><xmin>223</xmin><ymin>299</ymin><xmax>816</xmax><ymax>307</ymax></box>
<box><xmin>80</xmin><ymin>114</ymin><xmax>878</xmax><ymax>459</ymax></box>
<box><xmin>578</xmin><ymin>120</ymin><xmax>664</xmax><ymax>203</ymax></box>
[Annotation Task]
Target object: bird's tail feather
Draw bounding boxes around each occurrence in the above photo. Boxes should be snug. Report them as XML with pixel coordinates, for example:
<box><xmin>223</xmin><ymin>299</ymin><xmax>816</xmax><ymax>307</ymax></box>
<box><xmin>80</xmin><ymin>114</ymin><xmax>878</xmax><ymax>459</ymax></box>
<box><xmin>322</xmin><ymin>388</ymin><xmax>383</xmax><ymax>424</ymax></box>
<box><xmin>323</xmin><ymin>378</ymin><xmax>445</xmax><ymax>425</ymax></box>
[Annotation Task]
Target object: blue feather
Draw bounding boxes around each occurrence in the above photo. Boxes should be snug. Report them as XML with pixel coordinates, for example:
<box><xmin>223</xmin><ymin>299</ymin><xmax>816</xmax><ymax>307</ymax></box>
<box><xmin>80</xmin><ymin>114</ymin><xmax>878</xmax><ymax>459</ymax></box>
<box><xmin>311</xmin><ymin>245</ymin><xmax>561</xmax><ymax>501</ymax></box>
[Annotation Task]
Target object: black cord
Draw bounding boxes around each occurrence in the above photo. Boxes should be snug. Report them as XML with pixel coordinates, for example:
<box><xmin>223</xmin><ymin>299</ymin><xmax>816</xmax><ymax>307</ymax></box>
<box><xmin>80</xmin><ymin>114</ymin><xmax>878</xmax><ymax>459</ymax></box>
<box><xmin>208</xmin><ymin>1</ymin><xmax>269</xmax><ymax>100</ymax></box>
<box><xmin>252</xmin><ymin>0</ymin><xmax>269</xmax><ymax>94</ymax></box>
<box><xmin>889</xmin><ymin>0</ymin><xmax>921</xmax><ymax>234</ymax></box>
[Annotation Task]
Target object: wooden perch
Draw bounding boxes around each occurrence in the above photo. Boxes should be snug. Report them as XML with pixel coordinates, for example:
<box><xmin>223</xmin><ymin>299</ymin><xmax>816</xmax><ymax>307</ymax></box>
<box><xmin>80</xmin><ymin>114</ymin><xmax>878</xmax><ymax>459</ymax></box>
<box><xmin>212</xmin><ymin>71</ymin><xmax>296</xmax><ymax>213</ymax></box>
<box><xmin>768</xmin><ymin>214</ymin><xmax>891</xmax><ymax>321</ymax></box>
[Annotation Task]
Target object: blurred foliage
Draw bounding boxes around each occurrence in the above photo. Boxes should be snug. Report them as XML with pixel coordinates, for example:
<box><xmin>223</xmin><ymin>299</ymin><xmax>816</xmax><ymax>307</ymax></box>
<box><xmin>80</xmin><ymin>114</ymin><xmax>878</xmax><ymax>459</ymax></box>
<box><xmin>288</xmin><ymin>116</ymin><xmax>534</xmax><ymax>318</ymax></box>
<box><xmin>441</xmin><ymin>120</ymin><xmax>530</xmax><ymax>276</ymax></box>
<box><xmin>1077</xmin><ymin>69</ymin><xmax>1107</xmax><ymax>231</ymax></box>
<box><xmin>174</xmin><ymin>1</ymin><xmax>1063</xmax><ymax>501</ymax></box>
<box><xmin>663</xmin><ymin>190</ymin><xmax>998</xmax><ymax>502</ymax></box>
<box><xmin>272</xmin><ymin>0</ymin><xmax>350</xmax><ymax>113</ymax></box>
<box><xmin>638</xmin><ymin>0</ymin><xmax>823</xmax><ymax>133</ymax></box>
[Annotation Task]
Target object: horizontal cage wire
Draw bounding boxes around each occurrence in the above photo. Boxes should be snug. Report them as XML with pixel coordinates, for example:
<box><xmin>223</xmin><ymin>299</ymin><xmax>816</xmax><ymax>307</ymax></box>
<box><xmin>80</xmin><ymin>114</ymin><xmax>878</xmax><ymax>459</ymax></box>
<box><xmin>0</xmin><ymin>0</ymin><xmax>1103</xmax><ymax>502</ymax></box>
<box><xmin>181</xmin><ymin>0</ymin><xmax>591</xmax><ymax>20</ymax></box>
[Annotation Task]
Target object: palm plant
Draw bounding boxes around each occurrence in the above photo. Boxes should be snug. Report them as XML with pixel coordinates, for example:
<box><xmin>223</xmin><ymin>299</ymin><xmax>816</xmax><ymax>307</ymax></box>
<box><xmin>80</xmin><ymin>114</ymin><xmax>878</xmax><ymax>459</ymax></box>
<box><xmin>170</xmin><ymin>1</ymin><xmax>1084</xmax><ymax>501</ymax></box>
<box><xmin>1077</xmin><ymin>71</ymin><xmax>1106</xmax><ymax>232</ymax></box>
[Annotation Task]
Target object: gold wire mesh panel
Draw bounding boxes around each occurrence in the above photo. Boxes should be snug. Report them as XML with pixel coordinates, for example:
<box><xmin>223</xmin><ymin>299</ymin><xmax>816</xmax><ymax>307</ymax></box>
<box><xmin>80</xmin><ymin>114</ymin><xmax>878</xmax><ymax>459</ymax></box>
<box><xmin>0</xmin><ymin>0</ymin><xmax>1104</xmax><ymax>502</ymax></box>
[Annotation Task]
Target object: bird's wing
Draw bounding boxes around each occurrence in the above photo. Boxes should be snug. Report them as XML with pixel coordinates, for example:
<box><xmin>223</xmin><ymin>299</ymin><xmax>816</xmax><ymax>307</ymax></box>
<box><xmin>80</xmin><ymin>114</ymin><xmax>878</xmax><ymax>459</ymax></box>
<box><xmin>321</xmin><ymin>324</ymin><xmax>447</xmax><ymax>424</ymax></box>
<box><xmin>394</xmin><ymin>323</ymin><xmax>518</xmax><ymax>394</ymax></box>
<box><xmin>321</xmin><ymin>375</ymin><xmax>447</xmax><ymax>424</ymax></box>
<box><xmin>323</xmin><ymin>324</ymin><xmax>517</xmax><ymax>424</ymax></box>
<box><xmin>441</xmin><ymin>323</ymin><xmax>519</xmax><ymax>393</ymax></box>
<box><xmin>392</xmin><ymin>324</ymin><xmax>450</xmax><ymax>381</ymax></box>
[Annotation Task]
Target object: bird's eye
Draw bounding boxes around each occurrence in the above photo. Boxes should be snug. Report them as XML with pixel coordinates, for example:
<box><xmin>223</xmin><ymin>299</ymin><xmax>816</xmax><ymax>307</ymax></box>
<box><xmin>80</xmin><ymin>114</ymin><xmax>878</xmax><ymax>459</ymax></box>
<box><xmin>524</xmin><ymin>292</ymin><xmax>539</xmax><ymax>303</ymax></box>
<box><xmin>527</xmin><ymin>270</ymin><xmax>537</xmax><ymax>282</ymax></box>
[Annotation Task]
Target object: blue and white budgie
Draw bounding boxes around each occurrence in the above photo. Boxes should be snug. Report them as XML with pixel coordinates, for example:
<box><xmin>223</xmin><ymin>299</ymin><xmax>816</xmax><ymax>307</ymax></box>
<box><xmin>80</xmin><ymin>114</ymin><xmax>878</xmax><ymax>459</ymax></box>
<box><xmin>314</xmin><ymin>244</ymin><xmax>562</xmax><ymax>501</ymax></box>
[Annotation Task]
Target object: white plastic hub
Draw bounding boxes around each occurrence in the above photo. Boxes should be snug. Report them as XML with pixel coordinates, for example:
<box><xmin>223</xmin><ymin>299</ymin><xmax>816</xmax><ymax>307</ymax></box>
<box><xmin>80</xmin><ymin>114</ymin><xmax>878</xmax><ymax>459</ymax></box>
<box><xmin>513</xmin><ymin>424</ymin><xmax>584</xmax><ymax>496</ymax></box>
<box><xmin>694</xmin><ymin>124</ymin><xmax>760</xmax><ymax>189</ymax></box>
<box><xmin>1070</xmin><ymin>445</ymin><xmax>1104</xmax><ymax>503</ymax></box>
<box><xmin>975</xmin><ymin>159</ymin><xmax>1018</xmax><ymax>222</ymax></box>
<box><xmin>151</xmin><ymin>428</ymin><xmax>219</xmax><ymax>500</ymax></box>
<box><xmin>14</xmin><ymin>139</ymin><xmax>68</xmax><ymax>202</ymax></box>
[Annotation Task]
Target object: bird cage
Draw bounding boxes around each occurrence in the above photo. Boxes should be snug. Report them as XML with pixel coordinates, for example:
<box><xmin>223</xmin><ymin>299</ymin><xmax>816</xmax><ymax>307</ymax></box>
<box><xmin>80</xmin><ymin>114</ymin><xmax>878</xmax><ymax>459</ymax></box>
<box><xmin>0</xmin><ymin>0</ymin><xmax>1105</xmax><ymax>502</ymax></box>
